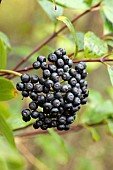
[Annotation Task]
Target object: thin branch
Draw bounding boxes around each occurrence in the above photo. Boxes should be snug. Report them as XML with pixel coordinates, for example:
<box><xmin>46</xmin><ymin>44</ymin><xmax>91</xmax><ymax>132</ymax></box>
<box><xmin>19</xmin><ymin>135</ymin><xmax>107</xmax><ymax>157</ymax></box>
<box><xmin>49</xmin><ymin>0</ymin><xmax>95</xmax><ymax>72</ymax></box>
<box><xmin>12</xmin><ymin>3</ymin><xmax>101</xmax><ymax>71</ymax></box>
<box><xmin>15</xmin><ymin>125</ymin><xmax>83</xmax><ymax>137</ymax></box>
<box><xmin>0</xmin><ymin>69</ymin><xmax>22</xmax><ymax>77</ymax></box>
<box><xmin>15</xmin><ymin>122</ymin><xmax>106</xmax><ymax>138</ymax></box>
<box><xmin>2</xmin><ymin>56</ymin><xmax>113</xmax><ymax>79</ymax></box>
<box><xmin>17</xmin><ymin>140</ymin><xmax>52</xmax><ymax>170</ymax></box>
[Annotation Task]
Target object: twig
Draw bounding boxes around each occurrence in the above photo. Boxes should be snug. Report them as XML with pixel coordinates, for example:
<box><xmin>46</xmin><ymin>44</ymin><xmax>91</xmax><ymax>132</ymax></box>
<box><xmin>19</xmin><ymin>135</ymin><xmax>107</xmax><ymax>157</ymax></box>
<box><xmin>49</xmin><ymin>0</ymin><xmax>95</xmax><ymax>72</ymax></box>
<box><xmin>16</xmin><ymin>139</ymin><xmax>52</xmax><ymax>170</ymax></box>
<box><xmin>15</xmin><ymin>125</ymin><xmax>83</xmax><ymax>137</ymax></box>
<box><xmin>0</xmin><ymin>69</ymin><xmax>22</xmax><ymax>77</ymax></box>
<box><xmin>15</xmin><ymin>122</ymin><xmax>106</xmax><ymax>138</ymax></box>
<box><xmin>2</xmin><ymin>56</ymin><xmax>113</xmax><ymax>79</ymax></box>
<box><xmin>12</xmin><ymin>3</ymin><xmax>101</xmax><ymax>71</ymax></box>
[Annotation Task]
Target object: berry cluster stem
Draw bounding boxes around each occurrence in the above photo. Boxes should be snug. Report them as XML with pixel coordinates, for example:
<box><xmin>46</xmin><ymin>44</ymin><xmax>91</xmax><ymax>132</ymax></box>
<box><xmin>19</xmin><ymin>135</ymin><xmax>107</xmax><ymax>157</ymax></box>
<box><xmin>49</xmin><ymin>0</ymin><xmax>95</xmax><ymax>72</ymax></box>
<box><xmin>0</xmin><ymin>69</ymin><xmax>22</xmax><ymax>77</ymax></box>
<box><xmin>15</xmin><ymin>122</ymin><xmax>106</xmax><ymax>138</ymax></box>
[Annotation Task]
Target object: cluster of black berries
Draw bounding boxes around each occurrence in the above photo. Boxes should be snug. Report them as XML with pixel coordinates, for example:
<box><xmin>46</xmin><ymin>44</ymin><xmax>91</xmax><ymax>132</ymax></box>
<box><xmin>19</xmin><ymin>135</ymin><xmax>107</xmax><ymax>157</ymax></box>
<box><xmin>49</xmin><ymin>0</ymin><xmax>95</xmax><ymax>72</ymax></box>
<box><xmin>16</xmin><ymin>48</ymin><xmax>89</xmax><ymax>130</ymax></box>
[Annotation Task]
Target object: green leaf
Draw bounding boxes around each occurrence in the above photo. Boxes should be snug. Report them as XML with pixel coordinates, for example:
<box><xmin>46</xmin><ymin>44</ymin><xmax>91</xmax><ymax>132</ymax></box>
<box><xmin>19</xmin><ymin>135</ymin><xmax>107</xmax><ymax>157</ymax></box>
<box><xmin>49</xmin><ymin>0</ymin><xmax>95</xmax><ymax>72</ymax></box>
<box><xmin>0</xmin><ymin>38</ymin><xmax>6</xmax><ymax>69</ymax></box>
<box><xmin>107</xmin><ymin>65</ymin><xmax>113</xmax><ymax>86</ymax></box>
<box><xmin>102</xmin><ymin>0</ymin><xmax>113</xmax><ymax>24</ymax></box>
<box><xmin>49</xmin><ymin>0</ymin><xmax>91</xmax><ymax>10</ymax></box>
<box><xmin>80</xmin><ymin>90</ymin><xmax>113</xmax><ymax>125</ymax></box>
<box><xmin>67</xmin><ymin>32</ymin><xmax>84</xmax><ymax>51</ymax></box>
<box><xmin>48</xmin><ymin>129</ymin><xmax>72</xmax><ymax>158</ymax></box>
<box><xmin>8</xmin><ymin>112</ymin><xmax>33</xmax><ymax>130</ymax></box>
<box><xmin>0</xmin><ymin>32</ymin><xmax>11</xmax><ymax>53</ymax></box>
<box><xmin>101</xmin><ymin>14</ymin><xmax>113</xmax><ymax>34</ymax></box>
<box><xmin>0</xmin><ymin>114</ymin><xmax>15</xmax><ymax>148</ymax></box>
<box><xmin>84</xmin><ymin>31</ymin><xmax>108</xmax><ymax>58</ymax></box>
<box><xmin>107</xmin><ymin>119</ymin><xmax>113</xmax><ymax>135</ymax></box>
<box><xmin>0</xmin><ymin>103</ymin><xmax>12</xmax><ymax>119</ymax></box>
<box><xmin>37</xmin><ymin>0</ymin><xmax>63</xmax><ymax>23</ymax></box>
<box><xmin>81</xmin><ymin>100</ymin><xmax>113</xmax><ymax>125</ymax></box>
<box><xmin>0</xmin><ymin>138</ymin><xmax>25</xmax><ymax>170</ymax></box>
<box><xmin>57</xmin><ymin>16</ymin><xmax>78</xmax><ymax>57</ymax></box>
<box><xmin>0</xmin><ymin>78</ymin><xmax>18</xmax><ymax>101</ymax></box>
<box><xmin>106</xmin><ymin>40</ymin><xmax>113</xmax><ymax>48</ymax></box>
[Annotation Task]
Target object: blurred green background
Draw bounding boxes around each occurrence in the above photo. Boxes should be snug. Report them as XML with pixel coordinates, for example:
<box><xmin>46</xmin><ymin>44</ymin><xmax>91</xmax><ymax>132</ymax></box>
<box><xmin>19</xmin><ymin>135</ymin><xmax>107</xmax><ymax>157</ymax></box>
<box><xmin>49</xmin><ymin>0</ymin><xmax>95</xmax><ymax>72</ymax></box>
<box><xmin>0</xmin><ymin>0</ymin><xmax>113</xmax><ymax>170</ymax></box>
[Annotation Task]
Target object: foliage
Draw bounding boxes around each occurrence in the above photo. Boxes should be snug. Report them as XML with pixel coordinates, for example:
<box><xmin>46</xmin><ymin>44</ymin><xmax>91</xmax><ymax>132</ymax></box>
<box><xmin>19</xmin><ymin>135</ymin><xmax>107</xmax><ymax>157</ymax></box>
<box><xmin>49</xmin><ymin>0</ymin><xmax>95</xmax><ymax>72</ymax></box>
<box><xmin>0</xmin><ymin>0</ymin><xmax>113</xmax><ymax>169</ymax></box>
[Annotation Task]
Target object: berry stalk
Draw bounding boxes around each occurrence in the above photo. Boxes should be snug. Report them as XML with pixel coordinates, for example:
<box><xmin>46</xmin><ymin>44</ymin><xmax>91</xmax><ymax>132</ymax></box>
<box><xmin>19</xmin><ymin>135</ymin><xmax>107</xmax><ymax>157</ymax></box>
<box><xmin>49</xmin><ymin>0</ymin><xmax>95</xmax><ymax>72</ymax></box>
<box><xmin>0</xmin><ymin>69</ymin><xmax>22</xmax><ymax>77</ymax></box>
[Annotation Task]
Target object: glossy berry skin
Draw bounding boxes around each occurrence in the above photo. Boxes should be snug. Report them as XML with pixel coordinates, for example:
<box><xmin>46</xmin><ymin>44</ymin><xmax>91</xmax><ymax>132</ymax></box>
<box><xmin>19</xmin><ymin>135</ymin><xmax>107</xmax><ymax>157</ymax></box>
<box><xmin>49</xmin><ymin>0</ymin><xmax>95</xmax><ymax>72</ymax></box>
<box><xmin>48</xmin><ymin>64</ymin><xmax>56</xmax><ymax>72</ymax></box>
<box><xmin>65</xmin><ymin>124</ymin><xmax>70</xmax><ymax>130</ymax></box>
<box><xmin>25</xmin><ymin>82</ymin><xmax>34</xmax><ymax>91</ymax></box>
<box><xmin>41</xmin><ymin>62</ymin><xmax>48</xmax><ymax>70</ymax></box>
<box><xmin>34</xmin><ymin>84</ymin><xmax>43</xmax><ymax>93</ymax></box>
<box><xmin>22</xmin><ymin>109</ymin><xmax>31</xmax><ymax>122</ymax></box>
<box><xmin>21</xmin><ymin>73</ymin><xmax>30</xmax><ymax>83</ymax></box>
<box><xmin>45</xmin><ymin>80</ymin><xmax>54</xmax><ymax>88</ymax></box>
<box><xmin>22</xmin><ymin>90</ymin><xmax>29</xmax><ymax>97</ymax></box>
<box><xmin>69</xmin><ymin>78</ymin><xmax>77</xmax><ymax>86</ymax></box>
<box><xmin>46</xmin><ymin>93</ymin><xmax>54</xmax><ymax>102</ymax></box>
<box><xmin>43</xmin><ymin>69</ymin><xmax>51</xmax><ymax>78</ymax></box>
<box><xmin>48</xmin><ymin>53</ymin><xmax>57</xmax><ymax>62</ymax></box>
<box><xmin>41</xmin><ymin>124</ymin><xmax>48</xmax><ymax>130</ymax></box>
<box><xmin>33</xmin><ymin>61</ymin><xmax>41</xmax><ymax>69</ymax></box>
<box><xmin>62</xmin><ymin>55</ymin><xmax>69</xmax><ymax>64</ymax></box>
<box><xmin>65</xmin><ymin>92</ymin><xmax>74</xmax><ymax>102</ymax></box>
<box><xmin>68</xmin><ymin>59</ymin><xmax>73</xmax><ymax>68</ymax></box>
<box><xmin>51</xmin><ymin>73</ymin><xmax>59</xmax><ymax>82</ymax></box>
<box><xmin>37</xmin><ymin>94</ymin><xmax>46</xmax><ymax>105</ymax></box>
<box><xmin>36</xmin><ymin>120</ymin><xmax>43</xmax><ymax>126</ymax></box>
<box><xmin>58</xmin><ymin>116</ymin><xmax>66</xmax><ymax>124</ymax></box>
<box><xmin>54</xmin><ymin>49</ymin><xmax>62</xmax><ymax>58</ymax></box>
<box><xmin>37</xmin><ymin>56</ymin><xmax>46</xmax><ymax>63</ymax></box>
<box><xmin>39</xmin><ymin>112</ymin><xmax>45</xmax><ymax>119</ymax></box>
<box><xmin>22</xmin><ymin>109</ymin><xmax>31</xmax><ymax>117</ymax></box>
<box><xmin>73</xmin><ymin>97</ymin><xmax>81</xmax><ymax>106</ymax></box>
<box><xmin>72</xmin><ymin>87</ymin><xmax>81</xmax><ymax>96</ymax></box>
<box><xmin>43</xmin><ymin>102</ymin><xmax>52</xmax><ymax>110</ymax></box>
<box><xmin>62</xmin><ymin>72</ymin><xmax>70</xmax><ymax>81</ymax></box>
<box><xmin>22</xmin><ymin>116</ymin><xmax>31</xmax><ymax>122</ymax></box>
<box><xmin>67</xmin><ymin>116</ymin><xmax>75</xmax><ymax>124</ymax></box>
<box><xmin>50</xmin><ymin>108</ymin><xmax>59</xmax><ymax>117</ymax></box>
<box><xmin>31</xmin><ymin>111</ymin><xmax>39</xmax><ymax>119</ymax></box>
<box><xmin>57</xmin><ymin>124</ymin><xmax>65</xmax><ymax>130</ymax></box>
<box><xmin>75</xmin><ymin>73</ymin><xmax>81</xmax><ymax>82</ymax></box>
<box><xmin>56</xmin><ymin>59</ymin><xmax>64</xmax><ymax>68</ymax></box>
<box><xmin>57</xmin><ymin>68</ymin><xmax>64</xmax><ymax>76</ymax></box>
<box><xmin>52</xmin><ymin>99</ymin><xmax>61</xmax><ymax>107</ymax></box>
<box><xmin>45</xmin><ymin>117</ymin><xmax>51</xmax><ymax>124</ymax></box>
<box><xmin>39</xmin><ymin>77</ymin><xmax>46</xmax><ymax>85</ymax></box>
<box><xmin>16</xmin><ymin>82</ymin><xmax>25</xmax><ymax>91</ymax></box>
<box><xmin>29</xmin><ymin>101</ymin><xmax>38</xmax><ymax>110</ymax></box>
<box><xmin>53</xmin><ymin>82</ymin><xmax>61</xmax><ymax>91</ymax></box>
<box><xmin>63</xmin><ymin>65</ymin><xmax>69</xmax><ymax>72</ymax></box>
<box><xmin>30</xmin><ymin>92</ymin><xmax>38</xmax><ymax>101</ymax></box>
<box><xmin>64</xmin><ymin>103</ymin><xmax>73</xmax><ymax>110</ymax></box>
<box><xmin>58</xmin><ymin>48</ymin><xmax>66</xmax><ymax>55</ymax></box>
<box><xmin>81</xmin><ymin>98</ymin><xmax>87</xmax><ymax>105</ymax></box>
<box><xmin>75</xmin><ymin>62</ymin><xmax>86</xmax><ymax>73</ymax></box>
<box><xmin>30</xmin><ymin>75</ymin><xmax>39</xmax><ymax>83</ymax></box>
<box><xmin>69</xmin><ymin>68</ymin><xmax>76</xmax><ymax>77</ymax></box>
<box><xmin>81</xmin><ymin>69</ymin><xmax>87</xmax><ymax>79</ymax></box>
<box><xmin>54</xmin><ymin>92</ymin><xmax>62</xmax><ymax>99</ymax></box>
<box><xmin>51</xmin><ymin>120</ymin><xmax>57</xmax><ymax>127</ymax></box>
<box><xmin>61</xmin><ymin>84</ymin><xmax>69</xmax><ymax>93</ymax></box>
<box><xmin>33</xmin><ymin>122</ymin><xmax>39</xmax><ymax>129</ymax></box>
<box><xmin>43</xmin><ymin>86</ymin><xmax>50</xmax><ymax>93</ymax></box>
